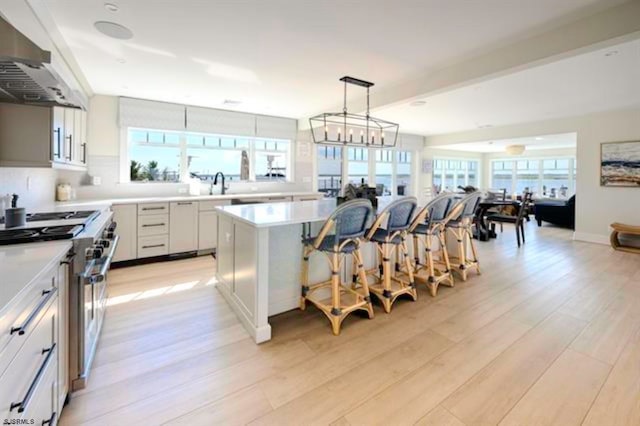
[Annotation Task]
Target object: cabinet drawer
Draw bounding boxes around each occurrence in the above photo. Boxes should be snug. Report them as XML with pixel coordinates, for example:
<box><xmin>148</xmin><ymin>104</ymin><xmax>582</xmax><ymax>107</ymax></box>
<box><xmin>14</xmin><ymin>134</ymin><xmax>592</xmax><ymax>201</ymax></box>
<box><xmin>137</xmin><ymin>214</ymin><xmax>169</xmax><ymax>236</ymax></box>
<box><xmin>137</xmin><ymin>235</ymin><xmax>169</xmax><ymax>258</ymax></box>
<box><xmin>0</xmin><ymin>298</ymin><xmax>57</xmax><ymax>423</ymax></box>
<box><xmin>0</xmin><ymin>269</ymin><xmax>57</xmax><ymax>378</ymax></box>
<box><xmin>137</xmin><ymin>202</ymin><xmax>169</xmax><ymax>215</ymax></box>
<box><xmin>266</xmin><ymin>196</ymin><xmax>292</xmax><ymax>202</ymax></box>
<box><xmin>199</xmin><ymin>200</ymin><xmax>230</xmax><ymax>211</ymax></box>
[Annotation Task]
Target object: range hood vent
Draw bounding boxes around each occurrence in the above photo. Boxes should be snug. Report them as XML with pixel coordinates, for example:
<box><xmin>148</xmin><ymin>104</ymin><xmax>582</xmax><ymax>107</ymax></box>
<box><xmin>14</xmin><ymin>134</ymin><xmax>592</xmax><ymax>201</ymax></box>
<box><xmin>0</xmin><ymin>15</ymin><xmax>87</xmax><ymax>109</ymax></box>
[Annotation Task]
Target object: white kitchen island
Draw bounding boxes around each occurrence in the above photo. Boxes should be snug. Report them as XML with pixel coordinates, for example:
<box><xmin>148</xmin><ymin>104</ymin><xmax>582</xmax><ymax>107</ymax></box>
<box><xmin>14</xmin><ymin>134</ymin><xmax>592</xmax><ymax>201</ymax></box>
<box><xmin>215</xmin><ymin>198</ymin><xmax>393</xmax><ymax>343</ymax></box>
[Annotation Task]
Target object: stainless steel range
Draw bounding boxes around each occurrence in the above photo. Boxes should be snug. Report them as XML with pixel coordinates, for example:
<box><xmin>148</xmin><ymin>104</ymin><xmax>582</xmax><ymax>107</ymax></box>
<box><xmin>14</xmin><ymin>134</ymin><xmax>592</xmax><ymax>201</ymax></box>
<box><xmin>0</xmin><ymin>208</ymin><xmax>118</xmax><ymax>391</ymax></box>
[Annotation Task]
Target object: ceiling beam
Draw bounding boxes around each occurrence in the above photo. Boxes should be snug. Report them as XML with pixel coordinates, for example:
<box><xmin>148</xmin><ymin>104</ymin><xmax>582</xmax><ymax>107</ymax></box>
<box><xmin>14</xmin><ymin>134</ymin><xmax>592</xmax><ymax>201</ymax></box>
<box><xmin>299</xmin><ymin>0</ymin><xmax>640</xmax><ymax>129</ymax></box>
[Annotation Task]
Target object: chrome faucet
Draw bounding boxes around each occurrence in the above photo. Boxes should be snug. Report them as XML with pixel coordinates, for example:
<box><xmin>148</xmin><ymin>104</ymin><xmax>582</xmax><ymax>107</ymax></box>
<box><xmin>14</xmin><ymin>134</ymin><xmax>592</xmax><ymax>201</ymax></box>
<box><xmin>213</xmin><ymin>172</ymin><xmax>227</xmax><ymax>195</ymax></box>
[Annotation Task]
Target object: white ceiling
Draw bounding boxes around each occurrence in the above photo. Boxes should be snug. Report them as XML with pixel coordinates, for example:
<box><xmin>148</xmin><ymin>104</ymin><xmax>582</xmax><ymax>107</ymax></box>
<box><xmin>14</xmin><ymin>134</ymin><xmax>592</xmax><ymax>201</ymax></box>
<box><xmin>375</xmin><ymin>37</ymin><xmax>640</xmax><ymax>135</ymax></box>
<box><xmin>41</xmin><ymin>0</ymin><xmax>627</xmax><ymax>119</ymax></box>
<box><xmin>430</xmin><ymin>133</ymin><xmax>577</xmax><ymax>153</ymax></box>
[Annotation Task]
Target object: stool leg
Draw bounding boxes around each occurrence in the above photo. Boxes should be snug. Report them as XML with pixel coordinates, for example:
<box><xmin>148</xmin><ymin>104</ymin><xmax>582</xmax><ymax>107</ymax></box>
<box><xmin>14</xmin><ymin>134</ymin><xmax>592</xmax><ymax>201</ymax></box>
<box><xmin>381</xmin><ymin>242</ymin><xmax>393</xmax><ymax>313</ymax></box>
<box><xmin>413</xmin><ymin>234</ymin><xmax>421</xmax><ymax>272</ymax></box>
<box><xmin>300</xmin><ymin>246</ymin><xmax>309</xmax><ymax>310</ymax></box>
<box><xmin>455</xmin><ymin>228</ymin><xmax>467</xmax><ymax>281</ymax></box>
<box><xmin>467</xmin><ymin>225</ymin><xmax>481</xmax><ymax>274</ymax></box>
<box><xmin>438</xmin><ymin>229</ymin><xmax>454</xmax><ymax>287</ymax></box>
<box><xmin>401</xmin><ymin>239</ymin><xmax>418</xmax><ymax>301</ymax></box>
<box><xmin>425</xmin><ymin>231</ymin><xmax>437</xmax><ymax>296</ymax></box>
<box><xmin>354</xmin><ymin>248</ymin><xmax>374</xmax><ymax>319</ymax></box>
<box><xmin>330</xmin><ymin>251</ymin><xmax>342</xmax><ymax>335</ymax></box>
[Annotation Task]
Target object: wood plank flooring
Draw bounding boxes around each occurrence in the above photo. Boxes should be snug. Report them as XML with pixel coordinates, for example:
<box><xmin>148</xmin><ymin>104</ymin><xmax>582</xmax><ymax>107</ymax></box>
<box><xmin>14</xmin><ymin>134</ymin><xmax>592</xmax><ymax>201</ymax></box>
<box><xmin>60</xmin><ymin>224</ymin><xmax>640</xmax><ymax>426</ymax></box>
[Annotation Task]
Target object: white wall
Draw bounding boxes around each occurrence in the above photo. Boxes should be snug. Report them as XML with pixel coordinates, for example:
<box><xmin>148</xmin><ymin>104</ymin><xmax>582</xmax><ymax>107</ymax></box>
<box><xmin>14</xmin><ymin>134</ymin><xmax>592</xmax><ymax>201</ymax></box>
<box><xmin>424</xmin><ymin>107</ymin><xmax>640</xmax><ymax>244</ymax></box>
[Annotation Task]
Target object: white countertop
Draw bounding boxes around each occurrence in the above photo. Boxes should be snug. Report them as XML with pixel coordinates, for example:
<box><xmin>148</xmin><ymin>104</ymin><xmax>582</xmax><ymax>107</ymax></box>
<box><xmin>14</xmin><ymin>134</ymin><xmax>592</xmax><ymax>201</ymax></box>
<box><xmin>0</xmin><ymin>241</ymin><xmax>72</xmax><ymax>314</ymax></box>
<box><xmin>55</xmin><ymin>191</ymin><xmax>323</xmax><ymax>207</ymax></box>
<box><xmin>216</xmin><ymin>197</ymin><xmax>397</xmax><ymax>228</ymax></box>
<box><xmin>1</xmin><ymin>204</ymin><xmax>111</xmax><ymax>231</ymax></box>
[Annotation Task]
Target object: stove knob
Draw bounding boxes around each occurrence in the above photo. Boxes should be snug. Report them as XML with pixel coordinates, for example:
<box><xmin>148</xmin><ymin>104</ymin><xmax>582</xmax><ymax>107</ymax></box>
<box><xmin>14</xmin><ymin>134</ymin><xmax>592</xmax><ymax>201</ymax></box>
<box><xmin>108</xmin><ymin>222</ymin><xmax>117</xmax><ymax>232</ymax></box>
<box><xmin>98</xmin><ymin>239</ymin><xmax>110</xmax><ymax>249</ymax></box>
<box><xmin>86</xmin><ymin>246</ymin><xmax>103</xmax><ymax>259</ymax></box>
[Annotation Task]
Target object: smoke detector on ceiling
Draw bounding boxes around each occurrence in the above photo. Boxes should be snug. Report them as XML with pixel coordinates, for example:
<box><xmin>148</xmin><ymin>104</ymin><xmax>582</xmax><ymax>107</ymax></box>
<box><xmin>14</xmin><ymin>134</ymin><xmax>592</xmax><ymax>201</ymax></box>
<box><xmin>104</xmin><ymin>3</ymin><xmax>119</xmax><ymax>12</ymax></box>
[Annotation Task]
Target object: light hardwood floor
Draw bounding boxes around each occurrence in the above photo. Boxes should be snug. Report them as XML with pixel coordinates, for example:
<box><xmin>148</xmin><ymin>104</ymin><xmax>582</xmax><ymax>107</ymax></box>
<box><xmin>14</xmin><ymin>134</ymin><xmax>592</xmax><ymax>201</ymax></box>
<box><xmin>60</xmin><ymin>224</ymin><xmax>640</xmax><ymax>426</ymax></box>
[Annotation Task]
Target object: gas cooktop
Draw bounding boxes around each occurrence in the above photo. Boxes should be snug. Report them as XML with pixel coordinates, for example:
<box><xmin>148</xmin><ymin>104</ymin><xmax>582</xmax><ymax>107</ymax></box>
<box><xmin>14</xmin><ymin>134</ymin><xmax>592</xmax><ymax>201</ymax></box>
<box><xmin>0</xmin><ymin>210</ymin><xmax>99</xmax><ymax>224</ymax></box>
<box><xmin>0</xmin><ymin>224</ymin><xmax>85</xmax><ymax>245</ymax></box>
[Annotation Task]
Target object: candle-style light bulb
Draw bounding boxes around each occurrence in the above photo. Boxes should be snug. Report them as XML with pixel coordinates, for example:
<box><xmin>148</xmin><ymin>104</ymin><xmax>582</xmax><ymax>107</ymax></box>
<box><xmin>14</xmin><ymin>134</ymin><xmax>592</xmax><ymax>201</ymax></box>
<box><xmin>337</xmin><ymin>127</ymin><xmax>341</xmax><ymax>142</ymax></box>
<box><xmin>371</xmin><ymin>131</ymin><xmax>376</xmax><ymax>144</ymax></box>
<box><xmin>360</xmin><ymin>130</ymin><xmax>364</xmax><ymax>143</ymax></box>
<box><xmin>381</xmin><ymin>132</ymin><xmax>385</xmax><ymax>144</ymax></box>
<box><xmin>349</xmin><ymin>128</ymin><xmax>353</xmax><ymax>142</ymax></box>
<box><xmin>324</xmin><ymin>125</ymin><xmax>328</xmax><ymax>139</ymax></box>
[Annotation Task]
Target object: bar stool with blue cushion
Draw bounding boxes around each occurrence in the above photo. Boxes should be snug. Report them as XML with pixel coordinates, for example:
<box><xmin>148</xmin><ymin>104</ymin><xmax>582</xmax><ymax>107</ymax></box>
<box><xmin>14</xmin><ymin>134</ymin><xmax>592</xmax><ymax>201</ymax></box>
<box><xmin>409</xmin><ymin>193</ymin><xmax>462</xmax><ymax>296</ymax></box>
<box><xmin>363</xmin><ymin>197</ymin><xmax>418</xmax><ymax>313</ymax></box>
<box><xmin>300</xmin><ymin>199</ymin><xmax>375</xmax><ymax>335</ymax></box>
<box><xmin>445</xmin><ymin>191</ymin><xmax>482</xmax><ymax>281</ymax></box>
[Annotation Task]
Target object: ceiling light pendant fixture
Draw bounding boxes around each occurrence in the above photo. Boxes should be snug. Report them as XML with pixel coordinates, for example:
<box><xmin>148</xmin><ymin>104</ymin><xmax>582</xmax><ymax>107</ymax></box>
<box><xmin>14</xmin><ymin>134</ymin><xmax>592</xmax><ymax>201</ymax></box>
<box><xmin>505</xmin><ymin>144</ymin><xmax>526</xmax><ymax>155</ymax></box>
<box><xmin>309</xmin><ymin>76</ymin><xmax>399</xmax><ymax>148</ymax></box>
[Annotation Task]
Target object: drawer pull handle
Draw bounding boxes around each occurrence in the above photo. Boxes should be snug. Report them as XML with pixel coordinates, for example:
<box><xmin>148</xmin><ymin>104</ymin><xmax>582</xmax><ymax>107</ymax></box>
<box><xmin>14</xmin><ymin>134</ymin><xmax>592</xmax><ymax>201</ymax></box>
<box><xmin>177</xmin><ymin>202</ymin><xmax>192</xmax><ymax>205</ymax></box>
<box><xmin>10</xmin><ymin>343</ymin><xmax>56</xmax><ymax>413</ymax></box>
<box><xmin>10</xmin><ymin>287</ymin><xmax>57</xmax><ymax>336</ymax></box>
<box><xmin>142</xmin><ymin>207</ymin><xmax>165</xmax><ymax>211</ymax></box>
<box><xmin>142</xmin><ymin>223</ymin><xmax>165</xmax><ymax>227</ymax></box>
<box><xmin>42</xmin><ymin>411</ymin><xmax>57</xmax><ymax>426</ymax></box>
<box><xmin>142</xmin><ymin>244</ymin><xmax>165</xmax><ymax>249</ymax></box>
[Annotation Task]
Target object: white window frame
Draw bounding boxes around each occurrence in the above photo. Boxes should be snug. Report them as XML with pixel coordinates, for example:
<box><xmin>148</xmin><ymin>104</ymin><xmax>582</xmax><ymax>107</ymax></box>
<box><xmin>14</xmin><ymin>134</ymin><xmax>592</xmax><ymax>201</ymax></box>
<box><xmin>490</xmin><ymin>156</ymin><xmax>576</xmax><ymax>196</ymax></box>
<box><xmin>432</xmin><ymin>157</ymin><xmax>481</xmax><ymax>191</ymax></box>
<box><xmin>314</xmin><ymin>145</ymin><xmax>418</xmax><ymax>197</ymax></box>
<box><xmin>122</xmin><ymin>127</ymin><xmax>293</xmax><ymax>184</ymax></box>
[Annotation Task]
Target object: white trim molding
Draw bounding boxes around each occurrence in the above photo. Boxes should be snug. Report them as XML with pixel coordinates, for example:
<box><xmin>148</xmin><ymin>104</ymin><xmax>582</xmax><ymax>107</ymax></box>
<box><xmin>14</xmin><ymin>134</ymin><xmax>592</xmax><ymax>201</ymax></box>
<box><xmin>573</xmin><ymin>232</ymin><xmax>610</xmax><ymax>246</ymax></box>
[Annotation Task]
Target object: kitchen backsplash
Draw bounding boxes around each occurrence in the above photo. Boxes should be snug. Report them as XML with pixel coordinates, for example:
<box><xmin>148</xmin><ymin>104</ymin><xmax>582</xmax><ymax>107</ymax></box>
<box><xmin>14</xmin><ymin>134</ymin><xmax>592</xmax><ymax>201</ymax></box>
<box><xmin>0</xmin><ymin>168</ymin><xmax>58</xmax><ymax>209</ymax></box>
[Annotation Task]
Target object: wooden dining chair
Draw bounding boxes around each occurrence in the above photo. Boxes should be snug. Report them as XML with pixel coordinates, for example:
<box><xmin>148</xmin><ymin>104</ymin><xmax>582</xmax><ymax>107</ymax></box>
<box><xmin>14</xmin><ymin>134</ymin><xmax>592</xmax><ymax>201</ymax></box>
<box><xmin>300</xmin><ymin>199</ymin><xmax>375</xmax><ymax>335</ymax></box>
<box><xmin>486</xmin><ymin>192</ymin><xmax>533</xmax><ymax>247</ymax></box>
<box><xmin>363</xmin><ymin>197</ymin><xmax>418</xmax><ymax>313</ymax></box>
<box><xmin>409</xmin><ymin>193</ymin><xmax>461</xmax><ymax>296</ymax></box>
<box><xmin>445</xmin><ymin>191</ymin><xmax>483</xmax><ymax>281</ymax></box>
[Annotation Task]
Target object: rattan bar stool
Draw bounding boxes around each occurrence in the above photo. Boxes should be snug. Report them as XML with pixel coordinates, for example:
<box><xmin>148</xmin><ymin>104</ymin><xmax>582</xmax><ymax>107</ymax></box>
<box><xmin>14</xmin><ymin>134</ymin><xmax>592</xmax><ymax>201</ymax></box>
<box><xmin>300</xmin><ymin>199</ymin><xmax>375</xmax><ymax>335</ymax></box>
<box><xmin>445</xmin><ymin>191</ymin><xmax>483</xmax><ymax>281</ymax></box>
<box><xmin>409</xmin><ymin>193</ymin><xmax>462</xmax><ymax>296</ymax></box>
<box><xmin>363</xmin><ymin>197</ymin><xmax>418</xmax><ymax>313</ymax></box>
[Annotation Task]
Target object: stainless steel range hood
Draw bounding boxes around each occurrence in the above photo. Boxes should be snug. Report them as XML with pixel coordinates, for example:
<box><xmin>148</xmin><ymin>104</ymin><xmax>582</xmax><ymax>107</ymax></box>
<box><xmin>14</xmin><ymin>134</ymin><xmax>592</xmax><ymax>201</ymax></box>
<box><xmin>0</xmin><ymin>15</ymin><xmax>87</xmax><ymax>109</ymax></box>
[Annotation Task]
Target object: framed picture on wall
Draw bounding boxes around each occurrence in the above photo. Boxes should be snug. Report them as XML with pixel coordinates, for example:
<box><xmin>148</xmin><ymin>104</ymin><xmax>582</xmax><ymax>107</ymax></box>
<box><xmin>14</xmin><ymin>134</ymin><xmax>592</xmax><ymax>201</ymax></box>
<box><xmin>600</xmin><ymin>140</ymin><xmax>640</xmax><ymax>187</ymax></box>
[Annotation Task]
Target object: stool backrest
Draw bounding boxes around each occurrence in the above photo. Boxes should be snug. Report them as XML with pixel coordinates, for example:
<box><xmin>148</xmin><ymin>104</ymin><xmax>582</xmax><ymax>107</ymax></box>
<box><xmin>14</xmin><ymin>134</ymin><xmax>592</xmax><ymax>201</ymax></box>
<box><xmin>451</xmin><ymin>191</ymin><xmax>483</xmax><ymax>221</ymax></box>
<box><xmin>314</xmin><ymin>199</ymin><xmax>373</xmax><ymax>248</ymax></box>
<box><xmin>515</xmin><ymin>192</ymin><xmax>533</xmax><ymax>223</ymax></box>
<box><xmin>367</xmin><ymin>197</ymin><xmax>417</xmax><ymax>238</ymax></box>
<box><xmin>408</xmin><ymin>193</ymin><xmax>455</xmax><ymax>232</ymax></box>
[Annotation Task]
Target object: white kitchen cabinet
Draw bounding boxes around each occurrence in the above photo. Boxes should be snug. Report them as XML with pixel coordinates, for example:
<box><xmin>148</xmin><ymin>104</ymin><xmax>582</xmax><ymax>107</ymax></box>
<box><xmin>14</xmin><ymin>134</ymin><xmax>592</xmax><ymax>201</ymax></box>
<box><xmin>198</xmin><ymin>211</ymin><xmax>217</xmax><ymax>251</ymax></box>
<box><xmin>112</xmin><ymin>204</ymin><xmax>137</xmax><ymax>262</ymax></box>
<box><xmin>0</xmin><ymin>103</ymin><xmax>86</xmax><ymax>170</ymax></box>
<box><xmin>56</xmin><ymin>252</ymin><xmax>72</xmax><ymax>413</ymax></box>
<box><xmin>198</xmin><ymin>200</ymin><xmax>230</xmax><ymax>251</ymax></box>
<box><xmin>217</xmin><ymin>214</ymin><xmax>235</xmax><ymax>289</ymax></box>
<box><xmin>169</xmin><ymin>201</ymin><xmax>199</xmax><ymax>253</ymax></box>
<box><xmin>233</xmin><ymin>221</ymin><xmax>257</xmax><ymax>323</ymax></box>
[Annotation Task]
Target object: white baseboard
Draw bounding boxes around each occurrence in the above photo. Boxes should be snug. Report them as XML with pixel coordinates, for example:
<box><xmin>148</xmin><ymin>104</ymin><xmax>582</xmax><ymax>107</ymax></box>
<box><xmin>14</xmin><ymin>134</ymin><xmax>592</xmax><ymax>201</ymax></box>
<box><xmin>573</xmin><ymin>232</ymin><xmax>609</xmax><ymax>245</ymax></box>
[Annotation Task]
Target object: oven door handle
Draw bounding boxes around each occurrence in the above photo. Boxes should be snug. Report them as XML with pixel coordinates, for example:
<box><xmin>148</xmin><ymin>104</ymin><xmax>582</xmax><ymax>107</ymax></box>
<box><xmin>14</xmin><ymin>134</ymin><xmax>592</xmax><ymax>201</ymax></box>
<box><xmin>83</xmin><ymin>235</ymin><xmax>119</xmax><ymax>284</ymax></box>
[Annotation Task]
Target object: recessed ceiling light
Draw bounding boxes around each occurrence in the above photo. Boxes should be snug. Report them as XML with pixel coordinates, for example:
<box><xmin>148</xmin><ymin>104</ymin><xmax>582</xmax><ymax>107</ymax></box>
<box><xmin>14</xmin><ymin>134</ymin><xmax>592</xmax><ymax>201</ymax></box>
<box><xmin>223</xmin><ymin>99</ymin><xmax>242</xmax><ymax>106</ymax></box>
<box><xmin>104</xmin><ymin>3</ymin><xmax>119</xmax><ymax>12</ymax></box>
<box><xmin>535</xmin><ymin>137</ymin><xmax>544</xmax><ymax>140</ymax></box>
<box><xmin>604</xmin><ymin>50</ymin><xmax>619</xmax><ymax>57</ymax></box>
<box><xmin>409</xmin><ymin>100</ymin><xmax>427</xmax><ymax>107</ymax></box>
<box><xmin>94</xmin><ymin>21</ymin><xmax>133</xmax><ymax>40</ymax></box>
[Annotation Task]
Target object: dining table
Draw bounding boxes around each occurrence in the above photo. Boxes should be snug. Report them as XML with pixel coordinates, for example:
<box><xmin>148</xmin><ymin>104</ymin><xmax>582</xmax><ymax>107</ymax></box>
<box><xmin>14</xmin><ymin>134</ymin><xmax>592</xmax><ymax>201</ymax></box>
<box><xmin>475</xmin><ymin>199</ymin><xmax>522</xmax><ymax>241</ymax></box>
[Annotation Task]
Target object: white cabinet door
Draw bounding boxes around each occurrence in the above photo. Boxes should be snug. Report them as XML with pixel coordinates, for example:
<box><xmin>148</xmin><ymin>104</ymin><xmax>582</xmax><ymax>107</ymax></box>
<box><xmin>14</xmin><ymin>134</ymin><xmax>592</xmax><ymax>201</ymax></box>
<box><xmin>198</xmin><ymin>211</ymin><xmax>217</xmax><ymax>250</ymax></box>
<box><xmin>233</xmin><ymin>221</ymin><xmax>257</xmax><ymax>323</ymax></box>
<box><xmin>63</xmin><ymin>108</ymin><xmax>74</xmax><ymax>162</ymax></box>
<box><xmin>73</xmin><ymin>109</ymin><xmax>83</xmax><ymax>164</ymax></box>
<box><xmin>56</xmin><ymin>254</ymin><xmax>70</xmax><ymax>413</ymax></box>
<box><xmin>51</xmin><ymin>107</ymin><xmax>64</xmax><ymax>162</ymax></box>
<box><xmin>80</xmin><ymin>110</ymin><xmax>88</xmax><ymax>164</ymax></box>
<box><xmin>217</xmin><ymin>214</ymin><xmax>234</xmax><ymax>289</ymax></box>
<box><xmin>169</xmin><ymin>201</ymin><xmax>199</xmax><ymax>253</ymax></box>
<box><xmin>112</xmin><ymin>204</ymin><xmax>137</xmax><ymax>262</ymax></box>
